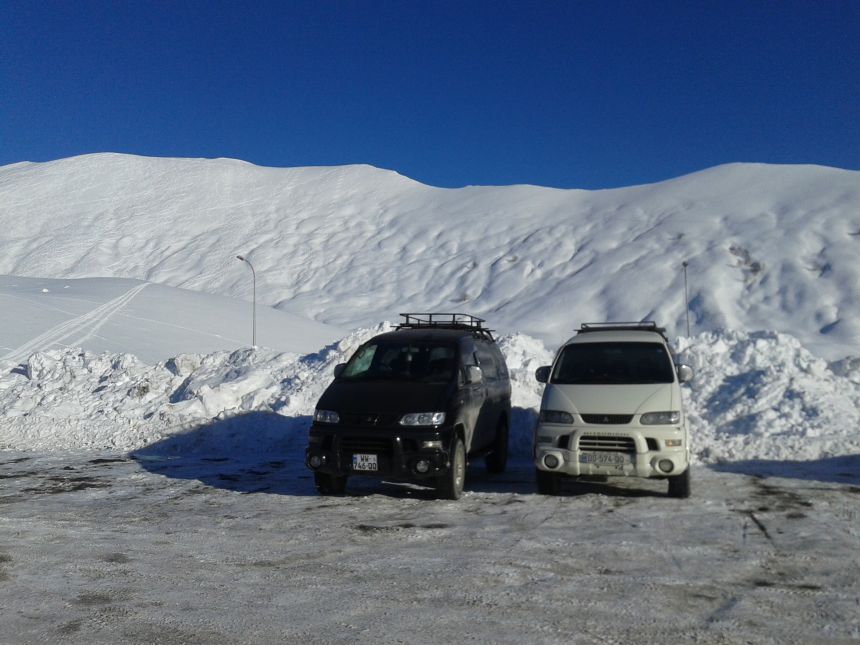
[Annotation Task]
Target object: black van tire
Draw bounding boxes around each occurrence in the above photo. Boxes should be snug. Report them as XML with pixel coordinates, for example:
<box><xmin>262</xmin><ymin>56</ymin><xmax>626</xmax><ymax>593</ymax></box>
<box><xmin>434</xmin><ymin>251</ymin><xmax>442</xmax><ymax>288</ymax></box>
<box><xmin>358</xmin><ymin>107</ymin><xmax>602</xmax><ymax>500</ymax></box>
<box><xmin>314</xmin><ymin>472</ymin><xmax>348</xmax><ymax>495</ymax></box>
<box><xmin>667</xmin><ymin>467</ymin><xmax>691</xmax><ymax>498</ymax></box>
<box><xmin>437</xmin><ymin>437</ymin><xmax>466</xmax><ymax>500</ymax></box>
<box><xmin>536</xmin><ymin>469</ymin><xmax>561</xmax><ymax>495</ymax></box>
<box><xmin>485</xmin><ymin>419</ymin><xmax>509</xmax><ymax>474</ymax></box>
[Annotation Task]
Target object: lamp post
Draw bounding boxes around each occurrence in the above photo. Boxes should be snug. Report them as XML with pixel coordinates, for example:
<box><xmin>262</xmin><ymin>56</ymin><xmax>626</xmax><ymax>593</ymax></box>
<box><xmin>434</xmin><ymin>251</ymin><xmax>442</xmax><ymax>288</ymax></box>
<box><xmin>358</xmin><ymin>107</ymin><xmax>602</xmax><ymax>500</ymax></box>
<box><xmin>236</xmin><ymin>255</ymin><xmax>257</xmax><ymax>348</ymax></box>
<box><xmin>682</xmin><ymin>261</ymin><xmax>690</xmax><ymax>337</ymax></box>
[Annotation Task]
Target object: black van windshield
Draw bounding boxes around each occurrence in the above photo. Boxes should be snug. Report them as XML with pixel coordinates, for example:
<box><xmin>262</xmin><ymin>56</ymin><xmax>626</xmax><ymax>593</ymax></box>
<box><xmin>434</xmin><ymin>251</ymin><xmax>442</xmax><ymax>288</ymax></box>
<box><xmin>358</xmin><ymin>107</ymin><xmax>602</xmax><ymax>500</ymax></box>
<box><xmin>552</xmin><ymin>342</ymin><xmax>674</xmax><ymax>385</ymax></box>
<box><xmin>341</xmin><ymin>342</ymin><xmax>457</xmax><ymax>383</ymax></box>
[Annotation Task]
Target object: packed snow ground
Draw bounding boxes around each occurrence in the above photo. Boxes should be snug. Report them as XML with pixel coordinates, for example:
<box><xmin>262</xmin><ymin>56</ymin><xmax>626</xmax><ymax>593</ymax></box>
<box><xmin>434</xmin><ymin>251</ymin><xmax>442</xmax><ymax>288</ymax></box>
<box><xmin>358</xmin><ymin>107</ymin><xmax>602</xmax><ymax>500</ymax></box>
<box><xmin>1</xmin><ymin>446</ymin><xmax>858</xmax><ymax>643</ymax></box>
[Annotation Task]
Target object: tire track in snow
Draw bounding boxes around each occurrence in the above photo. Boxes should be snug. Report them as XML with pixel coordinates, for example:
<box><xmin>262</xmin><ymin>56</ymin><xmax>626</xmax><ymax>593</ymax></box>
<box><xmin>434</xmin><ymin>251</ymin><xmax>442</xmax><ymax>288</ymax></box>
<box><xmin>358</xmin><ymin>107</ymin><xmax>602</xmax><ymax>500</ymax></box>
<box><xmin>3</xmin><ymin>283</ymin><xmax>149</xmax><ymax>363</ymax></box>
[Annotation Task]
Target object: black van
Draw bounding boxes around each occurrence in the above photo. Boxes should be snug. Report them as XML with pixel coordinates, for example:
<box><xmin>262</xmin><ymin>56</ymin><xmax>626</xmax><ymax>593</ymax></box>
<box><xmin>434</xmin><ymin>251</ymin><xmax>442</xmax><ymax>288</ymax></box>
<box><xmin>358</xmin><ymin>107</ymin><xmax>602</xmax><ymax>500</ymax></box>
<box><xmin>305</xmin><ymin>313</ymin><xmax>512</xmax><ymax>499</ymax></box>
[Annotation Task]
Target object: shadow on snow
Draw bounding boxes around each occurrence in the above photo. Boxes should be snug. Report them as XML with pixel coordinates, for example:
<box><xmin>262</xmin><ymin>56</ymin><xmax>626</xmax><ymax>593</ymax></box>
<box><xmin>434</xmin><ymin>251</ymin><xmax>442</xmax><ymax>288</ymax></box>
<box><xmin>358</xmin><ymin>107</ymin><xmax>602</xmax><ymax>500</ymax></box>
<box><xmin>128</xmin><ymin>409</ymin><xmax>860</xmax><ymax>500</ymax></box>
<box><xmin>130</xmin><ymin>409</ymin><xmax>544</xmax><ymax>498</ymax></box>
<box><xmin>131</xmin><ymin>411</ymin><xmax>319</xmax><ymax>497</ymax></box>
<box><xmin>128</xmin><ymin>408</ymin><xmax>671</xmax><ymax>499</ymax></box>
<box><xmin>709</xmin><ymin>454</ymin><xmax>860</xmax><ymax>485</ymax></box>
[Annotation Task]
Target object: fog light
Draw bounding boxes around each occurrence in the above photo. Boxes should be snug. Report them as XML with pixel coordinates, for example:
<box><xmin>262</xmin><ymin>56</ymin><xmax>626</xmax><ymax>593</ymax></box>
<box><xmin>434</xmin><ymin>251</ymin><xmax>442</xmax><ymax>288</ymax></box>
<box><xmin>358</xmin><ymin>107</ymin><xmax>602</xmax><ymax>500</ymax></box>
<box><xmin>415</xmin><ymin>459</ymin><xmax>430</xmax><ymax>474</ymax></box>
<box><xmin>544</xmin><ymin>454</ymin><xmax>560</xmax><ymax>469</ymax></box>
<box><xmin>421</xmin><ymin>440</ymin><xmax>443</xmax><ymax>450</ymax></box>
<box><xmin>309</xmin><ymin>455</ymin><xmax>322</xmax><ymax>468</ymax></box>
<box><xmin>658</xmin><ymin>459</ymin><xmax>674</xmax><ymax>473</ymax></box>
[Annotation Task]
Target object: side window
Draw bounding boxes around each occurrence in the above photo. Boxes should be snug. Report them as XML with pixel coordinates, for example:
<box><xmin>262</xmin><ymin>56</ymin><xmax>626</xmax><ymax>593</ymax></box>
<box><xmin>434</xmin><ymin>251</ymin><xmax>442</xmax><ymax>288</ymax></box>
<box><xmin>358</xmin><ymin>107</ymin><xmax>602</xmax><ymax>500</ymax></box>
<box><xmin>475</xmin><ymin>342</ymin><xmax>499</xmax><ymax>380</ymax></box>
<box><xmin>459</xmin><ymin>338</ymin><xmax>477</xmax><ymax>368</ymax></box>
<box><xmin>458</xmin><ymin>338</ymin><xmax>477</xmax><ymax>385</ymax></box>
<box><xmin>491</xmin><ymin>345</ymin><xmax>509</xmax><ymax>380</ymax></box>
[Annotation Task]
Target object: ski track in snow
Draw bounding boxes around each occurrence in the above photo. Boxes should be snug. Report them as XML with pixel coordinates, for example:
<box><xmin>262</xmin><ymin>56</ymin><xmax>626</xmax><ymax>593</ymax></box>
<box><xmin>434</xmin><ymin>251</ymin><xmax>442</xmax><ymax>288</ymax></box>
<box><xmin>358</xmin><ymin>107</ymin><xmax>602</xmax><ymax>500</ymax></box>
<box><xmin>2</xmin><ymin>283</ymin><xmax>148</xmax><ymax>363</ymax></box>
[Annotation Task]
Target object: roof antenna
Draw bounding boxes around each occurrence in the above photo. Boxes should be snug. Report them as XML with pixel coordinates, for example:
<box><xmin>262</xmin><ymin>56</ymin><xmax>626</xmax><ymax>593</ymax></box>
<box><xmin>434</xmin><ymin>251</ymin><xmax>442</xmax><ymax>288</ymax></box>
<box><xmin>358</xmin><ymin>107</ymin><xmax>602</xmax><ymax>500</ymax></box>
<box><xmin>682</xmin><ymin>261</ymin><xmax>691</xmax><ymax>337</ymax></box>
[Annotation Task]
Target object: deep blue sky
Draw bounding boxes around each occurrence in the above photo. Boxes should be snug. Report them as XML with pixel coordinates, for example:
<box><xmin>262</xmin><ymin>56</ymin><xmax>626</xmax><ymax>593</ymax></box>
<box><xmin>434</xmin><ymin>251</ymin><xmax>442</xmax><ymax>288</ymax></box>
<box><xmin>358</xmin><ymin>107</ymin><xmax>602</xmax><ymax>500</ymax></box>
<box><xmin>1</xmin><ymin>1</ymin><xmax>858</xmax><ymax>189</ymax></box>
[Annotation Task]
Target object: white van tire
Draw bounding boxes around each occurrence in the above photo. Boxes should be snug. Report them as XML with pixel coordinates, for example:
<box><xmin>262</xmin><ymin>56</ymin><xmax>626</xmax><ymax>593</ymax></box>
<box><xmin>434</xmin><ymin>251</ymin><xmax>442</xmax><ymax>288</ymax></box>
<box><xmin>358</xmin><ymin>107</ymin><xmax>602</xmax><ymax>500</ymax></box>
<box><xmin>668</xmin><ymin>467</ymin><xmax>691</xmax><ymax>498</ymax></box>
<box><xmin>536</xmin><ymin>469</ymin><xmax>561</xmax><ymax>495</ymax></box>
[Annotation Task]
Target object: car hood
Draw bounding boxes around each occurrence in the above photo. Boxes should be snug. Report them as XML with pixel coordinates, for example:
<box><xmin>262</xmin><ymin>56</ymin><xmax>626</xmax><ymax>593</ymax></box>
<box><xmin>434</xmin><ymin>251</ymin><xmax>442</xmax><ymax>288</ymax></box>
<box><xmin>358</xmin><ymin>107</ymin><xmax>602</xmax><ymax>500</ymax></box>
<box><xmin>542</xmin><ymin>383</ymin><xmax>675</xmax><ymax>416</ymax></box>
<box><xmin>317</xmin><ymin>380</ymin><xmax>452</xmax><ymax>415</ymax></box>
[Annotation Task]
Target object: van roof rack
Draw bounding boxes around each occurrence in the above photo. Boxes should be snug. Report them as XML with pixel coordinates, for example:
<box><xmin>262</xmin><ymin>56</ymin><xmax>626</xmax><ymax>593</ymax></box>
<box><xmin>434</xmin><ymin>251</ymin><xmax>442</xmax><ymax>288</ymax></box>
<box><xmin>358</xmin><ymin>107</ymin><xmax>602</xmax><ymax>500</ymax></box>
<box><xmin>579</xmin><ymin>321</ymin><xmax>667</xmax><ymax>340</ymax></box>
<box><xmin>397</xmin><ymin>313</ymin><xmax>495</xmax><ymax>340</ymax></box>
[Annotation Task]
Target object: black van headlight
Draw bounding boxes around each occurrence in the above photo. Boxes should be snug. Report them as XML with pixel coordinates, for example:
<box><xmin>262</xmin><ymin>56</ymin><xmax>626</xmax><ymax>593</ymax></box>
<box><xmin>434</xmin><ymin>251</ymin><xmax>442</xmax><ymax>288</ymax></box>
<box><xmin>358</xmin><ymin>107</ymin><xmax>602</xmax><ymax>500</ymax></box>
<box><xmin>313</xmin><ymin>409</ymin><xmax>340</xmax><ymax>424</ymax></box>
<box><xmin>400</xmin><ymin>412</ymin><xmax>446</xmax><ymax>426</ymax></box>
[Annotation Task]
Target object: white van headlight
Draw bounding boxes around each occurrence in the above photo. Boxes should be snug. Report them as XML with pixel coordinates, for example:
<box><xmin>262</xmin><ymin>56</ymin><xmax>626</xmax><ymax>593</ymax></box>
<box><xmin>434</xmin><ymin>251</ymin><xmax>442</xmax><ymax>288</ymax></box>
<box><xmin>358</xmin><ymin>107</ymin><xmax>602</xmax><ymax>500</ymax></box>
<box><xmin>640</xmin><ymin>411</ymin><xmax>680</xmax><ymax>425</ymax></box>
<box><xmin>539</xmin><ymin>410</ymin><xmax>574</xmax><ymax>424</ymax></box>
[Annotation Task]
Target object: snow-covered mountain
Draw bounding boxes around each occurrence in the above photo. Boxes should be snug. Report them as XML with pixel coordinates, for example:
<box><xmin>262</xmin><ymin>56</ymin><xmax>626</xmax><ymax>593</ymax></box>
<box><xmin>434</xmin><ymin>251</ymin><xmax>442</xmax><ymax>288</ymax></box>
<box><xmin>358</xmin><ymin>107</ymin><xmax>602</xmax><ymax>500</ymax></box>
<box><xmin>2</xmin><ymin>153</ymin><xmax>859</xmax><ymax>359</ymax></box>
<box><xmin>2</xmin><ymin>153</ymin><xmax>860</xmax><ymax>463</ymax></box>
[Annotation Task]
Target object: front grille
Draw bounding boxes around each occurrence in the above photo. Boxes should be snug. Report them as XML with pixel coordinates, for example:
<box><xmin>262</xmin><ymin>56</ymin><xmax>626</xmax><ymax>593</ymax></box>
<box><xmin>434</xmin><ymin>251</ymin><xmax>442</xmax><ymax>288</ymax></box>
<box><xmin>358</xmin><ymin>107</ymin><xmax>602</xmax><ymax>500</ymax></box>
<box><xmin>339</xmin><ymin>437</ymin><xmax>393</xmax><ymax>456</ymax></box>
<box><xmin>578</xmin><ymin>435</ymin><xmax>636</xmax><ymax>453</ymax></box>
<box><xmin>581</xmin><ymin>414</ymin><xmax>633</xmax><ymax>425</ymax></box>
<box><xmin>340</xmin><ymin>413</ymin><xmax>399</xmax><ymax>427</ymax></box>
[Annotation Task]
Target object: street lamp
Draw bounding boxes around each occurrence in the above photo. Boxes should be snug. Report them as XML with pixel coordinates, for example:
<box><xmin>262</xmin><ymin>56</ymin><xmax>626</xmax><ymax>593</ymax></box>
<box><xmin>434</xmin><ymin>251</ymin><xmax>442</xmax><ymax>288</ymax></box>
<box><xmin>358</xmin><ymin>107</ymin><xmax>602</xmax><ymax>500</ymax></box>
<box><xmin>682</xmin><ymin>261</ymin><xmax>691</xmax><ymax>337</ymax></box>
<box><xmin>236</xmin><ymin>255</ymin><xmax>257</xmax><ymax>348</ymax></box>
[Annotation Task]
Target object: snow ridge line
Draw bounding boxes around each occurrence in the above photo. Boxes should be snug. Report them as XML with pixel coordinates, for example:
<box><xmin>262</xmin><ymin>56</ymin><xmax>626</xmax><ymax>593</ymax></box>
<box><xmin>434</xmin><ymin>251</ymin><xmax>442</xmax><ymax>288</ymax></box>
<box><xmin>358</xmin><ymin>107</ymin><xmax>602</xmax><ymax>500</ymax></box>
<box><xmin>3</xmin><ymin>283</ymin><xmax>149</xmax><ymax>363</ymax></box>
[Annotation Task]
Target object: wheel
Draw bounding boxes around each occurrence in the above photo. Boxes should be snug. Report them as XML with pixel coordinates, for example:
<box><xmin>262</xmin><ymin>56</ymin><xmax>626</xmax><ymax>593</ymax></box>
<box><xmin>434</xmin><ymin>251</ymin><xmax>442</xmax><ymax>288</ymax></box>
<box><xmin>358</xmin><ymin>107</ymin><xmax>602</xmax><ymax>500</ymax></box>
<box><xmin>667</xmin><ymin>467</ymin><xmax>691</xmax><ymax>498</ymax></box>
<box><xmin>536</xmin><ymin>468</ymin><xmax>561</xmax><ymax>495</ymax></box>
<box><xmin>485</xmin><ymin>420</ymin><xmax>508</xmax><ymax>474</ymax></box>
<box><xmin>314</xmin><ymin>472</ymin><xmax>348</xmax><ymax>495</ymax></box>
<box><xmin>437</xmin><ymin>437</ymin><xmax>466</xmax><ymax>500</ymax></box>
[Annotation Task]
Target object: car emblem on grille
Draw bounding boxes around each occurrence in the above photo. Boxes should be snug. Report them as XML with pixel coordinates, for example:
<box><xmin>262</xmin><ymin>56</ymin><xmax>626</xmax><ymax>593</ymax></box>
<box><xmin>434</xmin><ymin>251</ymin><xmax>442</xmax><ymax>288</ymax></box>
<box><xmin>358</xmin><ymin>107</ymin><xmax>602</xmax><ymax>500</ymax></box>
<box><xmin>362</xmin><ymin>415</ymin><xmax>380</xmax><ymax>425</ymax></box>
<box><xmin>602</xmin><ymin>416</ymin><xmax>610</xmax><ymax>423</ymax></box>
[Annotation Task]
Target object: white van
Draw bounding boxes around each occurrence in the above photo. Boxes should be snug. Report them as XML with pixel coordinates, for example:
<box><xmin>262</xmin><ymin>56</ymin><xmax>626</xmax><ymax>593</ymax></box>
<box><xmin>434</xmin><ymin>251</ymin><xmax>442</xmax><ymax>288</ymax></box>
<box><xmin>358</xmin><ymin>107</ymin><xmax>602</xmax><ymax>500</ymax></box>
<box><xmin>533</xmin><ymin>322</ymin><xmax>693</xmax><ymax>498</ymax></box>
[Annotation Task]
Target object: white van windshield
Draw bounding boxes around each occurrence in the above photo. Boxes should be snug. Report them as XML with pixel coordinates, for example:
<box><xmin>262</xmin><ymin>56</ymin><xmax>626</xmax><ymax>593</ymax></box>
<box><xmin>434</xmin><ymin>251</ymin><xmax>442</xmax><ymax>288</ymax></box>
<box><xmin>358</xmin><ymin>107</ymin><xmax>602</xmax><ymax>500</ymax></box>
<box><xmin>552</xmin><ymin>342</ymin><xmax>674</xmax><ymax>385</ymax></box>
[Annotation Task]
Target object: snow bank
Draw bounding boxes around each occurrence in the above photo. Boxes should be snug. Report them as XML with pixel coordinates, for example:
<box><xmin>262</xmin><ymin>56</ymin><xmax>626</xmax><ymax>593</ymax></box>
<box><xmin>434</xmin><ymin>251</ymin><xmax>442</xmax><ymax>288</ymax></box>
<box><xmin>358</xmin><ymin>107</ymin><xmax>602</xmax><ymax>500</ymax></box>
<box><xmin>679</xmin><ymin>330</ymin><xmax>860</xmax><ymax>462</ymax></box>
<box><xmin>2</xmin><ymin>327</ymin><xmax>859</xmax><ymax>464</ymax></box>
<box><xmin>0</xmin><ymin>325</ymin><xmax>393</xmax><ymax>453</ymax></box>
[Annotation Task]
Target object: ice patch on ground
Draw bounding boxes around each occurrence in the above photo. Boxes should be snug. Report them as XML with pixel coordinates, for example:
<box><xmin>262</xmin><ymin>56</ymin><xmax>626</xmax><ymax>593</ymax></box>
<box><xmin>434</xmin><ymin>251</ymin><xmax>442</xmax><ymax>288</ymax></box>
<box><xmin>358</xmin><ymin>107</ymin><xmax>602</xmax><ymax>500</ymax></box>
<box><xmin>1</xmin><ymin>327</ymin><xmax>859</xmax><ymax>464</ymax></box>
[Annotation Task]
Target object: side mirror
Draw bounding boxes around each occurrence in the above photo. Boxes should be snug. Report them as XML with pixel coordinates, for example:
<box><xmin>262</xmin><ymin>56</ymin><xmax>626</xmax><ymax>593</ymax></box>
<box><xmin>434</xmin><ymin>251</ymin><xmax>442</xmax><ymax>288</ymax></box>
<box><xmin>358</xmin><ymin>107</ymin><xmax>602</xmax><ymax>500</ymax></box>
<box><xmin>333</xmin><ymin>363</ymin><xmax>346</xmax><ymax>378</ymax></box>
<box><xmin>677</xmin><ymin>364</ymin><xmax>693</xmax><ymax>383</ymax></box>
<box><xmin>466</xmin><ymin>365</ymin><xmax>483</xmax><ymax>384</ymax></box>
<box><xmin>535</xmin><ymin>366</ymin><xmax>551</xmax><ymax>383</ymax></box>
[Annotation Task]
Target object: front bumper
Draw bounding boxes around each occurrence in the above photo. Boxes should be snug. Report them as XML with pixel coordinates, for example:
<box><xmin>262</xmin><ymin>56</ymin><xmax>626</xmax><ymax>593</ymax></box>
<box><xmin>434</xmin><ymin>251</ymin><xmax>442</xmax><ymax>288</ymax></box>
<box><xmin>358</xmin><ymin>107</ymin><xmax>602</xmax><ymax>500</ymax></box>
<box><xmin>306</xmin><ymin>424</ymin><xmax>454</xmax><ymax>480</ymax></box>
<box><xmin>534</xmin><ymin>424</ymin><xmax>689</xmax><ymax>478</ymax></box>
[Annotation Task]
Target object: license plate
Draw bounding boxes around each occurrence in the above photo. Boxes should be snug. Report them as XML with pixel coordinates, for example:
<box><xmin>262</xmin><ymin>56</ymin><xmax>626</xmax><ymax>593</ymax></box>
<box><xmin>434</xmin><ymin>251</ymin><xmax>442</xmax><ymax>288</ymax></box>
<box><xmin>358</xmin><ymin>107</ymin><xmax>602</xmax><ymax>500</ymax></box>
<box><xmin>579</xmin><ymin>451</ymin><xmax>627</xmax><ymax>466</ymax></box>
<box><xmin>352</xmin><ymin>453</ymin><xmax>378</xmax><ymax>471</ymax></box>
